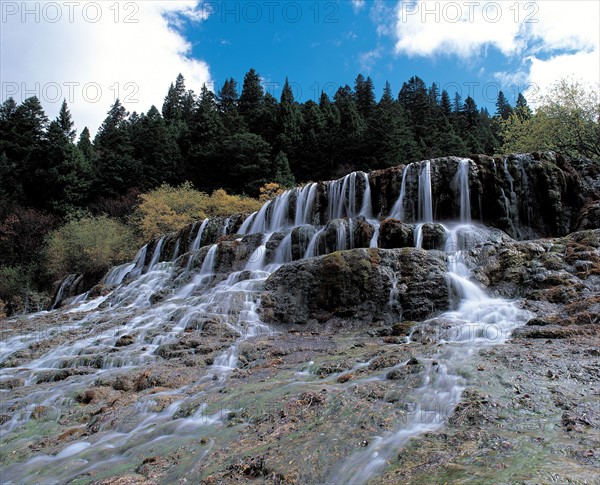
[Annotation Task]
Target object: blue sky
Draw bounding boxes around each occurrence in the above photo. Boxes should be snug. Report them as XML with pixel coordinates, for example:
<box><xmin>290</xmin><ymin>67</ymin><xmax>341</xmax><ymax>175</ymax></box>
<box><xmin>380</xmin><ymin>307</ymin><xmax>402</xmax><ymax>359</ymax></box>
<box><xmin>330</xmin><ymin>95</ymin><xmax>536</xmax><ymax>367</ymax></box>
<box><xmin>180</xmin><ymin>1</ymin><xmax>524</xmax><ymax>109</ymax></box>
<box><xmin>2</xmin><ymin>1</ymin><xmax>598</xmax><ymax>134</ymax></box>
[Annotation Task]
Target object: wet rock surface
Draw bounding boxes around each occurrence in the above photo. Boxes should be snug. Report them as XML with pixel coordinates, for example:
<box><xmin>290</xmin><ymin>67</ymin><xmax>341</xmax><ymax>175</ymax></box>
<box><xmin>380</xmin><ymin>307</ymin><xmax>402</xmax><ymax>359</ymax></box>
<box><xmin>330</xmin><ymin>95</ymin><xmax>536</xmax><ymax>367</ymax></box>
<box><xmin>1</xmin><ymin>153</ymin><xmax>598</xmax><ymax>484</ymax></box>
<box><xmin>262</xmin><ymin>247</ymin><xmax>449</xmax><ymax>326</ymax></box>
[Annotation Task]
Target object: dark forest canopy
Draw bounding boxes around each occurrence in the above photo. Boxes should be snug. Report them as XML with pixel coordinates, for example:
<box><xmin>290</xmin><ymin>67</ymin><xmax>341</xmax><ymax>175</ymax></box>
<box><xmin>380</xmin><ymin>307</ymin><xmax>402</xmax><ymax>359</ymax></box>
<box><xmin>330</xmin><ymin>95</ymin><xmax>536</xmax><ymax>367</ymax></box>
<box><xmin>0</xmin><ymin>70</ymin><xmax>531</xmax><ymax>314</ymax></box>
<box><xmin>1</xmin><ymin>71</ymin><xmax>519</xmax><ymax>213</ymax></box>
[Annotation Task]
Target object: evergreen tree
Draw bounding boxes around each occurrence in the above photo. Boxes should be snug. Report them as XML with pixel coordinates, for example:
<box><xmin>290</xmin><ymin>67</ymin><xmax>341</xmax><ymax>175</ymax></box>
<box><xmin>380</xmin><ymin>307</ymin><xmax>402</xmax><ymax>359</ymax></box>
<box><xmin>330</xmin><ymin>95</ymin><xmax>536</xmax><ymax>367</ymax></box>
<box><xmin>367</xmin><ymin>81</ymin><xmax>419</xmax><ymax>167</ymax></box>
<box><xmin>77</xmin><ymin>127</ymin><xmax>95</xmax><ymax>164</ymax></box>
<box><xmin>355</xmin><ymin>74</ymin><xmax>376</xmax><ymax>120</ymax></box>
<box><xmin>272</xmin><ymin>151</ymin><xmax>296</xmax><ymax>187</ymax></box>
<box><xmin>220</xmin><ymin>132</ymin><xmax>272</xmax><ymax>195</ymax></box>
<box><xmin>495</xmin><ymin>91</ymin><xmax>513</xmax><ymax>120</ymax></box>
<box><xmin>515</xmin><ymin>93</ymin><xmax>532</xmax><ymax>120</ymax></box>
<box><xmin>11</xmin><ymin>97</ymin><xmax>49</xmax><ymax>208</ymax></box>
<box><xmin>276</xmin><ymin>78</ymin><xmax>304</xmax><ymax>173</ymax></box>
<box><xmin>94</xmin><ymin>99</ymin><xmax>140</xmax><ymax>196</ymax></box>
<box><xmin>131</xmin><ymin>105</ymin><xmax>180</xmax><ymax>188</ymax></box>
<box><xmin>187</xmin><ymin>84</ymin><xmax>226</xmax><ymax>190</ymax></box>
<box><xmin>333</xmin><ymin>84</ymin><xmax>366</xmax><ymax>170</ymax></box>
<box><xmin>296</xmin><ymin>100</ymin><xmax>327</xmax><ymax>180</ymax></box>
<box><xmin>239</xmin><ymin>68</ymin><xmax>265</xmax><ymax>129</ymax></box>
<box><xmin>217</xmin><ymin>78</ymin><xmax>245</xmax><ymax>132</ymax></box>
<box><xmin>440</xmin><ymin>90</ymin><xmax>452</xmax><ymax>118</ymax></box>
<box><xmin>57</xmin><ymin>100</ymin><xmax>76</xmax><ymax>142</ymax></box>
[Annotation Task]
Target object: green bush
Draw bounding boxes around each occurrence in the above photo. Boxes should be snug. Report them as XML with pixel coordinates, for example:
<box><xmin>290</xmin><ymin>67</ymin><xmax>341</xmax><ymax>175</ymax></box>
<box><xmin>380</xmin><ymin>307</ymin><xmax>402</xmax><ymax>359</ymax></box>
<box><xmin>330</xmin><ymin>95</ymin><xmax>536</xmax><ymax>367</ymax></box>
<box><xmin>45</xmin><ymin>215</ymin><xmax>136</xmax><ymax>280</ymax></box>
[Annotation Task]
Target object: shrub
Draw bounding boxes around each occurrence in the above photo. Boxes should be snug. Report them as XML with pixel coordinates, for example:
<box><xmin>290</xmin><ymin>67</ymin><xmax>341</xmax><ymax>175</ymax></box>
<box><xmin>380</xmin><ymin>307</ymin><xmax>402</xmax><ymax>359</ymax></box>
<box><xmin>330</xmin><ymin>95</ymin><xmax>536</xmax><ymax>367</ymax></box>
<box><xmin>132</xmin><ymin>183</ymin><xmax>262</xmax><ymax>241</ymax></box>
<box><xmin>45</xmin><ymin>215</ymin><xmax>136</xmax><ymax>280</ymax></box>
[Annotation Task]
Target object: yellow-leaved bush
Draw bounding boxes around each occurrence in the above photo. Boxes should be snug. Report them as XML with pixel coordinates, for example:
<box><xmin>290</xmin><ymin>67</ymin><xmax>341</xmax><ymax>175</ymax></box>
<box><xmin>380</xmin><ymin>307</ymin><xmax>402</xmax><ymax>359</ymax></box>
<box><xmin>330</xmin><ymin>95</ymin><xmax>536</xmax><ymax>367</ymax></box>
<box><xmin>133</xmin><ymin>183</ymin><xmax>262</xmax><ymax>241</ymax></box>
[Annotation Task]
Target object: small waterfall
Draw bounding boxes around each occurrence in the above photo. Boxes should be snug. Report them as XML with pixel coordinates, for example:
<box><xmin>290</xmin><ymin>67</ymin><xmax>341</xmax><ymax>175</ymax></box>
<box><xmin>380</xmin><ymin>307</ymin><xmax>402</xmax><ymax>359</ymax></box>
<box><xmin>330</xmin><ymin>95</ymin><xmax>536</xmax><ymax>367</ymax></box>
<box><xmin>190</xmin><ymin>219</ymin><xmax>209</xmax><ymax>252</ymax></box>
<box><xmin>238</xmin><ymin>211</ymin><xmax>257</xmax><ymax>234</ymax></box>
<box><xmin>221</xmin><ymin>217</ymin><xmax>231</xmax><ymax>235</ymax></box>
<box><xmin>246</xmin><ymin>234</ymin><xmax>270</xmax><ymax>271</ymax></box>
<box><xmin>304</xmin><ymin>227</ymin><xmax>325</xmax><ymax>258</ymax></box>
<box><xmin>50</xmin><ymin>274</ymin><xmax>79</xmax><ymax>310</ymax></box>
<box><xmin>457</xmin><ymin>159</ymin><xmax>471</xmax><ymax>223</ymax></box>
<box><xmin>328</xmin><ymin>171</ymin><xmax>370</xmax><ymax>221</ymax></box>
<box><xmin>177</xmin><ymin>244</ymin><xmax>219</xmax><ymax>298</ymax></box>
<box><xmin>147</xmin><ymin>236</ymin><xmax>165</xmax><ymax>271</ymax></box>
<box><xmin>418</xmin><ymin>161</ymin><xmax>433</xmax><ymax>223</ymax></box>
<box><xmin>390</xmin><ymin>163</ymin><xmax>411</xmax><ymax>220</ymax></box>
<box><xmin>199</xmin><ymin>244</ymin><xmax>218</xmax><ymax>274</ymax></box>
<box><xmin>247</xmin><ymin>200</ymin><xmax>272</xmax><ymax>235</ymax></box>
<box><xmin>295</xmin><ymin>183</ymin><xmax>317</xmax><ymax>226</ymax></box>
<box><xmin>414</xmin><ymin>223</ymin><xmax>425</xmax><ymax>249</ymax></box>
<box><xmin>268</xmin><ymin>190</ymin><xmax>293</xmax><ymax>232</ymax></box>
<box><xmin>359</xmin><ymin>173</ymin><xmax>373</xmax><ymax>219</ymax></box>
<box><xmin>103</xmin><ymin>244</ymin><xmax>148</xmax><ymax>286</ymax></box>
<box><xmin>369</xmin><ymin>221</ymin><xmax>380</xmax><ymax>248</ymax></box>
<box><xmin>336</xmin><ymin>220</ymin><xmax>348</xmax><ymax>251</ymax></box>
<box><xmin>273</xmin><ymin>233</ymin><xmax>293</xmax><ymax>265</ymax></box>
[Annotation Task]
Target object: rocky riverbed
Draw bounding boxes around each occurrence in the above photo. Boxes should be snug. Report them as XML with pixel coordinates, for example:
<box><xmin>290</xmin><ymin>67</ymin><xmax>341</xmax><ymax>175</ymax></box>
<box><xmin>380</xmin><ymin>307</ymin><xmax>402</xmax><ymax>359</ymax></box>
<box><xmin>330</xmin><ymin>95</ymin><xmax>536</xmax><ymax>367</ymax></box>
<box><xmin>1</xmin><ymin>312</ymin><xmax>597</xmax><ymax>484</ymax></box>
<box><xmin>1</xmin><ymin>153</ymin><xmax>598</xmax><ymax>484</ymax></box>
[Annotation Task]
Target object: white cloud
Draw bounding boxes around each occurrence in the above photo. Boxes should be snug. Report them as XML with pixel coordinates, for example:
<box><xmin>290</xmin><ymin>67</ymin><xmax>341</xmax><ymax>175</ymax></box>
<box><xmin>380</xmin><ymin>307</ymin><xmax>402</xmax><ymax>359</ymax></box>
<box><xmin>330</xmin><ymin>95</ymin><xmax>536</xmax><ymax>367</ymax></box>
<box><xmin>392</xmin><ymin>0</ymin><xmax>599</xmax><ymax>94</ymax></box>
<box><xmin>352</xmin><ymin>0</ymin><xmax>367</xmax><ymax>13</ymax></box>
<box><xmin>1</xmin><ymin>1</ymin><xmax>211</xmax><ymax>136</ymax></box>
<box><xmin>358</xmin><ymin>47</ymin><xmax>383</xmax><ymax>73</ymax></box>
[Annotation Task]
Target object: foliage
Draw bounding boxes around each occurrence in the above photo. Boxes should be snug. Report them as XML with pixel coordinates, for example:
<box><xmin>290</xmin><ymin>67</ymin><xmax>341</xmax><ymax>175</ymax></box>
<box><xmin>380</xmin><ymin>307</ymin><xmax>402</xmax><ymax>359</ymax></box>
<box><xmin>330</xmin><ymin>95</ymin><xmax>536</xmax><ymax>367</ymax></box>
<box><xmin>132</xmin><ymin>183</ymin><xmax>262</xmax><ymax>241</ymax></box>
<box><xmin>501</xmin><ymin>79</ymin><xmax>600</xmax><ymax>160</ymax></box>
<box><xmin>45</xmin><ymin>215</ymin><xmax>136</xmax><ymax>279</ymax></box>
<box><xmin>259</xmin><ymin>182</ymin><xmax>285</xmax><ymax>203</ymax></box>
<box><xmin>0</xmin><ymin>69</ymin><xmax>543</xmax><ymax>313</ymax></box>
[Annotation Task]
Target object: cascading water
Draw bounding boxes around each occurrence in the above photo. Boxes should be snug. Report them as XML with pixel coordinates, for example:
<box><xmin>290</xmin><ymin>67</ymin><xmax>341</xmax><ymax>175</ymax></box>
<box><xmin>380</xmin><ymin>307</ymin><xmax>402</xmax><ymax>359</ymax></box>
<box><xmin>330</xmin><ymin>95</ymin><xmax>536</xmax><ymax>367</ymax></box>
<box><xmin>332</xmin><ymin>159</ymin><xmax>531</xmax><ymax>484</ymax></box>
<box><xmin>418</xmin><ymin>160</ymin><xmax>433</xmax><ymax>222</ymax></box>
<box><xmin>457</xmin><ymin>158</ymin><xmax>471</xmax><ymax>224</ymax></box>
<box><xmin>1</xmin><ymin>159</ymin><xmax>531</xmax><ymax>484</ymax></box>
<box><xmin>390</xmin><ymin>162</ymin><xmax>411</xmax><ymax>220</ymax></box>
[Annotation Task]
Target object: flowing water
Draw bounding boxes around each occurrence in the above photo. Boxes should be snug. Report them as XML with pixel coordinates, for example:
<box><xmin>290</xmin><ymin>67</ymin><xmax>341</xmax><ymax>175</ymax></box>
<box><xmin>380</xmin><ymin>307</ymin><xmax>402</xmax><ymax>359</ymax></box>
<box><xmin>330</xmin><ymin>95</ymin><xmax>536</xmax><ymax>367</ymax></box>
<box><xmin>332</xmin><ymin>160</ymin><xmax>531</xmax><ymax>484</ymax></box>
<box><xmin>1</xmin><ymin>160</ymin><xmax>530</xmax><ymax>484</ymax></box>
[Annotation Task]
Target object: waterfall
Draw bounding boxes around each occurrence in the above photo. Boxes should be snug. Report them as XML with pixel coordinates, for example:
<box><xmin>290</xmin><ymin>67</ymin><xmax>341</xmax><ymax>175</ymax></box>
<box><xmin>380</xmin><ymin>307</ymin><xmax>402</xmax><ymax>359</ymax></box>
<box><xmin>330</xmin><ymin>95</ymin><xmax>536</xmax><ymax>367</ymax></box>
<box><xmin>359</xmin><ymin>172</ymin><xmax>373</xmax><ymax>219</ymax></box>
<box><xmin>50</xmin><ymin>274</ymin><xmax>79</xmax><ymax>310</ymax></box>
<box><xmin>273</xmin><ymin>233</ymin><xmax>293</xmax><ymax>265</ymax></box>
<box><xmin>147</xmin><ymin>236</ymin><xmax>165</xmax><ymax>271</ymax></box>
<box><xmin>333</xmin><ymin>162</ymin><xmax>531</xmax><ymax>484</ymax></box>
<box><xmin>418</xmin><ymin>161</ymin><xmax>433</xmax><ymax>223</ymax></box>
<box><xmin>390</xmin><ymin>163</ymin><xmax>411</xmax><ymax>220</ymax></box>
<box><xmin>328</xmin><ymin>171</ymin><xmax>371</xmax><ymax>221</ymax></box>
<box><xmin>295</xmin><ymin>183</ymin><xmax>317</xmax><ymax>226</ymax></box>
<box><xmin>2</xmin><ymin>158</ymin><xmax>534</xmax><ymax>485</ymax></box>
<box><xmin>190</xmin><ymin>218</ymin><xmax>209</xmax><ymax>252</ymax></box>
<box><xmin>458</xmin><ymin>159</ymin><xmax>472</xmax><ymax>223</ymax></box>
<box><xmin>245</xmin><ymin>233</ymin><xmax>271</xmax><ymax>271</ymax></box>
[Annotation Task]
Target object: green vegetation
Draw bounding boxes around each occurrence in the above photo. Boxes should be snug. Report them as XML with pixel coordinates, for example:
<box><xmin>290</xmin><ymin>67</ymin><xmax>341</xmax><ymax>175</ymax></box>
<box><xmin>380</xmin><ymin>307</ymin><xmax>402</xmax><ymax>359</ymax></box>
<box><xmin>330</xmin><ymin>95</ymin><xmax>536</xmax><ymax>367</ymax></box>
<box><xmin>45</xmin><ymin>215</ymin><xmax>136</xmax><ymax>280</ymax></box>
<box><xmin>501</xmin><ymin>79</ymin><xmax>600</xmax><ymax>159</ymax></box>
<box><xmin>0</xmin><ymin>69</ymin><xmax>597</xmax><ymax>315</ymax></box>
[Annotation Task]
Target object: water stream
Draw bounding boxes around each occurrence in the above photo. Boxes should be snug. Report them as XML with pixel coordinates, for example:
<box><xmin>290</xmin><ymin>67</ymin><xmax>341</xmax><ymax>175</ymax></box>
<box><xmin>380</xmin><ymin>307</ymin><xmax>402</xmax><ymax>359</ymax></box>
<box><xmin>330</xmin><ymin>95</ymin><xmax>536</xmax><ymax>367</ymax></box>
<box><xmin>0</xmin><ymin>160</ymin><xmax>530</xmax><ymax>484</ymax></box>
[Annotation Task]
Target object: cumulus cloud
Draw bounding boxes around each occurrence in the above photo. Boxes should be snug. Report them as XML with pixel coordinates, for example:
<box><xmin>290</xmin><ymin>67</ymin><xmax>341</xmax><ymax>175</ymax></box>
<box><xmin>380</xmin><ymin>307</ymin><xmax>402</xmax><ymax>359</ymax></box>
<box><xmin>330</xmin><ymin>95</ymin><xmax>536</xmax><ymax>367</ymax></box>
<box><xmin>1</xmin><ymin>1</ymin><xmax>211</xmax><ymax>135</ymax></box>
<box><xmin>392</xmin><ymin>0</ymin><xmax>599</xmax><ymax>94</ymax></box>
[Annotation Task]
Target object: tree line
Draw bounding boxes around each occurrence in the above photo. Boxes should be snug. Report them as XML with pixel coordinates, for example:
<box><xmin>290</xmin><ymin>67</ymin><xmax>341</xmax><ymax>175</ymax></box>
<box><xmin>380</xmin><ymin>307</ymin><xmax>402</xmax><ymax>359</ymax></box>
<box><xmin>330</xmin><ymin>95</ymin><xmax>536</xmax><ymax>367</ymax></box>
<box><xmin>5</xmin><ymin>69</ymin><xmax>597</xmax><ymax>316</ymax></box>
<box><xmin>1</xmin><ymin>70</ymin><xmax>526</xmax><ymax>215</ymax></box>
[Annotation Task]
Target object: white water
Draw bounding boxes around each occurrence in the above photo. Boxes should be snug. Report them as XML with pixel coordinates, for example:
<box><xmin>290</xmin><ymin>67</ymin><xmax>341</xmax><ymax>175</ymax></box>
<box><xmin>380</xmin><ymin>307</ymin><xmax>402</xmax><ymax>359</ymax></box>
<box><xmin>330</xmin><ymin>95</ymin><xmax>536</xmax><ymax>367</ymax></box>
<box><xmin>390</xmin><ymin>163</ymin><xmax>411</xmax><ymax>220</ymax></box>
<box><xmin>1</xmin><ymin>160</ymin><xmax>530</xmax><ymax>484</ymax></box>
<box><xmin>333</xmin><ymin>159</ymin><xmax>531</xmax><ymax>484</ymax></box>
<box><xmin>419</xmin><ymin>160</ymin><xmax>434</xmax><ymax>222</ymax></box>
